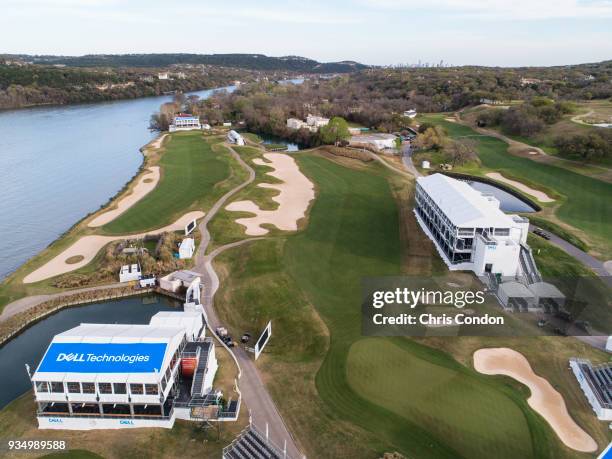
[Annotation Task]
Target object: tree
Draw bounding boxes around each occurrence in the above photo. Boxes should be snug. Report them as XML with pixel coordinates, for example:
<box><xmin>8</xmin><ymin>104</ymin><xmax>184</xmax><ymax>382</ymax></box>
<box><xmin>413</xmin><ymin>126</ymin><xmax>447</xmax><ymax>151</ymax></box>
<box><xmin>319</xmin><ymin>116</ymin><xmax>350</xmax><ymax>145</ymax></box>
<box><xmin>446</xmin><ymin>138</ymin><xmax>478</xmax><ymax>166</ymax></box>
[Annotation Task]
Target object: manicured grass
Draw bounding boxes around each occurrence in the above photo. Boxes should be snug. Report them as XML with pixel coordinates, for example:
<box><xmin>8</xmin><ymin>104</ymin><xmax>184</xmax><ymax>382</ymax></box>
<box><xmin>347</xmin><ymin>338</ymin><xmax>534</xmax><ymax>459</ymax></box>
<box><xmin>39</xmin><ymin>450</ymin><xmax>104</xmax><ymax>459</ymax></box>
<box><xmin>420</xmin><ymin>115</ymin><xmax>612</xmax><ymax>259</ymax></box>
<box><xmin>102</xmin><ymin>132</ymin><xmax>231</xmax><ymax>234</ymax></box>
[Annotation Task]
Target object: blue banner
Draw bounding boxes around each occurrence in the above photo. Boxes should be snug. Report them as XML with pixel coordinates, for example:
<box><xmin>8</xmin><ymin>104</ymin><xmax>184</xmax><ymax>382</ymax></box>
<box><xmin>37</xmin><ymin>342</ymin><xmax>168</xmax><ymax>373</ymax></box>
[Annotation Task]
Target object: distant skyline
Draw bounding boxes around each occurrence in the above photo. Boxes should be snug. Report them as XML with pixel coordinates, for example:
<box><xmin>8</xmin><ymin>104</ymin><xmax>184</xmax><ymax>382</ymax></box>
<box><xmin>1</xmin><ymin>0</ymin><xmax>611</xmax><ymax>67</ymax></box>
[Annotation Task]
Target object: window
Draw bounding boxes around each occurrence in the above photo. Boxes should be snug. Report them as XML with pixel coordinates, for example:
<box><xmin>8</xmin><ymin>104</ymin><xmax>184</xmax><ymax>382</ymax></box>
<box><xmin>145</xmin><ymin>384</ymin><xmax>159</xmax><ymax>395</ymax></box>
<box><xmin>113</xmin><ymin>383</ymin><xmax>127</xmax><ymax>394</ymax></box>
<box><xmin>494</xmin><ymin>228</ymin><xmax>510</xmax><ymax>236</ymax></box>
<box><xmin>130</xmin><ymin>384</ymin><xmax>144</xmax><ymax>395</ymax></box>
<box><xmin>82</xmin><ymin>382</ymin><xmax>95</xmax><ymax>394</ymax></box>
<box><xmin>98</xmin><ymin>383</ymin><xmax>112</xmax><ymax>394</ymax></box>
<box><xmin>67</xmin><ymin>382</ymin><xmax>80</xmax><ymax>393</ymax></box>
<box><xmin>36</xmin><ymin>381</ymin><xmax>49</xmax><ymax>393</ymax></box>
<box><xmin>50</xmin><ymin>382</ymin><xmax>64</xmax><ymax>393</ymax></box>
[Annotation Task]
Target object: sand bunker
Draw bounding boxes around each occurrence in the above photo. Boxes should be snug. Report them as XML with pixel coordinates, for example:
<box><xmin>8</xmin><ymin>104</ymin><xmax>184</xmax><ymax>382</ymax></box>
<box><xmin>88</xmin><ymin>167</ymin><xmax>161</xmax><ymax>227</ymax></box>
<box><xmin>148</xmin><ymin>133</ymin><xmax>167</xmax><ymax>150</ymax></box>
<box><xmin>444</xmin><ymin>117</ymin><xmax>457</xmax><ymax>122</ymax></box>
<box><xmin>225</xmin><ymin>153</ymin><xmax>315</xmax><ymax>236</ymax></box>
<box><xmin>474</xmin><ymin>348</ymin><xmax>597</xmax><ymax>453</ymax></box>
<box><xmin>485</xmin><ymin>172</ymin><xmax>554</xmax><ymax>203</ymax></box>
<box><xmin>23</xmin><ymin>211</ymin><xmax>204</xmax><ymax>284</ymax></box>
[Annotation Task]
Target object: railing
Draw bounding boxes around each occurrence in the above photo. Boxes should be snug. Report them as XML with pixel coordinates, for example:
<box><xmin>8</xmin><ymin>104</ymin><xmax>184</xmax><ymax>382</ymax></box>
<box><xmin>38</xmin><ymin>409</ymin><xmax>174</xmax><ymax>421</ymax></box>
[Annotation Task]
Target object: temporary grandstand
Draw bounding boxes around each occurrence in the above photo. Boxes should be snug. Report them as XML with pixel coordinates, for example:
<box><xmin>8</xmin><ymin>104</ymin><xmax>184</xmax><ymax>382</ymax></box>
<box><xmin>570</xmin><ymin>358</ymin><xmax>612</xmax><ymax>421</ymax></box>
<box><xmin>223</xmin><ymin>422</ymin><xmax>291</xmax><ymax>459</ymax></box>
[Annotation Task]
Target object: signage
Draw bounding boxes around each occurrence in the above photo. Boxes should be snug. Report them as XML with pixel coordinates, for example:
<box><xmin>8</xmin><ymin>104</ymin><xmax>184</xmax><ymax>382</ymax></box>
<box><xmin>254</xmin><ymin>321</ymin><xmax>272</xmax><ymax>360</ymax></box>
<box><xmin>184</xmin><ymin>219</ymin><xmax>197</xmax><ymax>236</ymax></box>
<box><xmin>37</xmin><ymin>342</ymin><xmax>167</xmax><ymax>373</ymax></box>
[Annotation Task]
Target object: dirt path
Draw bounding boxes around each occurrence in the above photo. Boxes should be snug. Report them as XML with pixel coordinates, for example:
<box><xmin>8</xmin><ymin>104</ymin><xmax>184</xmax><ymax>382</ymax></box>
<box><xmin>474</xmin><ymin>348</ymin><xmax>597</xmax><ymax>453</ymax></box>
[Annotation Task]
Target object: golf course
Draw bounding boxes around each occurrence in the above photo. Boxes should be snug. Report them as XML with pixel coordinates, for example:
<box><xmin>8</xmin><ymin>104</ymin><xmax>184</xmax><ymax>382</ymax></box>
<box><xmin>211</xmin><ymin>149</ymin><xmax>603</xmax><ymax>458</ymax></box>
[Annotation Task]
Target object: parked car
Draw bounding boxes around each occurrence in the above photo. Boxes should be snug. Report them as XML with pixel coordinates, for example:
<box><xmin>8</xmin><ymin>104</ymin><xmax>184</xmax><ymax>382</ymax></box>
<box><xmin>533</xmin><ymin>228</ymin><xmax>551</xmax><ymax>240</ymax></box>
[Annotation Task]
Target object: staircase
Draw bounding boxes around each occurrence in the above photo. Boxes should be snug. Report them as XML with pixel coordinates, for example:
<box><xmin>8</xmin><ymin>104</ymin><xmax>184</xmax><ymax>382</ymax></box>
<box><xmin>519</xmin><ymin>244</ymin><xmax>542</xmax><ymax>284</ymax></box>
<box><xmin>190</xmin><ymin>343</ymin><xmax>211</xmax><ymax>397</ymax></box>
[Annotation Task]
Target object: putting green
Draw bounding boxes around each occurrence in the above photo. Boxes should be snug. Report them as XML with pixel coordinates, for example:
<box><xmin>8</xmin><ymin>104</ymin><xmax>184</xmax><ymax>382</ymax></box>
<box><xmin>102</xmin><ymin>132</ymin><xmax>231</xmax><ymax>234</ymax></box>
<box><xmin>347</xmin><ymin>338</ymin><xmax>533</xmax><ymax>459</ymax></box>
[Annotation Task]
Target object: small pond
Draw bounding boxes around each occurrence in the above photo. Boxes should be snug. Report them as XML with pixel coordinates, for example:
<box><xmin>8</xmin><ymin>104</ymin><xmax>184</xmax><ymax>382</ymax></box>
<box><xmin>259</xmin><ymin>134</ymin><xmax>300</xmax><ymax>152</ymax></box>
<box><xmin>468</xmin><ymin>181</ymin><xmax>537</xmax><ymax>213</ymax></box>
<box><xmin>0</xmin><ymin>295</ymin><xmax>180</xmax><ymax>409</ymax></box>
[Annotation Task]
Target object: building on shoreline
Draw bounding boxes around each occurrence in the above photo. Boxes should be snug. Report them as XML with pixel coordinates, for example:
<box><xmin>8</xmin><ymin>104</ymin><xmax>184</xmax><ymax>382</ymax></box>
<box><xmin>286</xmin><ymin>114</ymin><xmax>329</xmax><ymax>132</ymax></box>
<box><xmin>169</xmin><ymin>114</ymin><xmax>201</xmax><ymax>132</ymax></box>
<box><xmin>28</xmin><ymin>283</ymin><xmax>239</xmax><ymax>430</ymax></box>
<box><xmin>119</xmin><ymin>264</ymin><xmax>141</xmax><ymax>283</ymax></box>
<box><xmin>570</xmin><ymin>358</ymin><xmax>612</xmax><ymax>421</ymax></box>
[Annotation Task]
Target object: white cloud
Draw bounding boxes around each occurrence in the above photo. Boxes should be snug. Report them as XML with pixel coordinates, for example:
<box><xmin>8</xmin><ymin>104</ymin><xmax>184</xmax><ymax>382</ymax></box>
<box><xmin>361</xmin><ymin>0</ymin><xmax>612</xmax><ymax>19</ymax></box>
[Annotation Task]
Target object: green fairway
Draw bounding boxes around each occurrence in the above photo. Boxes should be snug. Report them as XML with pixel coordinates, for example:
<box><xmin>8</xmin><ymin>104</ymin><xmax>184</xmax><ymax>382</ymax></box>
<box><xmin>102</xmin><ymin>132</ymin><xmax>231</xmax><ymax>234</ymax></box>
<box><xmin>420</xmin><ymin>115</ymin><xmax>612</xmax><ymax>258</ymax></box>
<box><xmin>347</xmin><ymin>338</ymin><xmax>534</xmax><ymax>459</ymax></box>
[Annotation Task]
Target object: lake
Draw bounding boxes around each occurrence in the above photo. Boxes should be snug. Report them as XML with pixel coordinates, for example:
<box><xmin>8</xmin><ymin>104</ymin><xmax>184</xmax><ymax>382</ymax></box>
<box><xmin>0</xmin><ymin>295</ymin><xmax>181</xmax><ymax>409</ymax></box>
<box><xmin>0</xmin><ymin>85</ymin><xmax>235</xmax><ymax>281</ymax></box>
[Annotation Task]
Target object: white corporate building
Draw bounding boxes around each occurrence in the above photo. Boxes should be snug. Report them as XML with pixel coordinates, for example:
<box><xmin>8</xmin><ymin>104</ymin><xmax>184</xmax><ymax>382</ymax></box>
<box><xmin>414</xmin><ymin>174</ymin><xmax>531</xmax><ymax>277</ymax></box>
<box><xmin>28</xmin><ymin>306</ymin><xmax>235</xmax><ymax>430</ymax></box>
<box><xmin>570</xmin><ymin>358</ymin><xmax>612</xmax><ymax>421</ymax></box>
<box><xmin>169</xmin><ymin>114</ymin><xmax>201</xmax><ymax>132</ymax></box>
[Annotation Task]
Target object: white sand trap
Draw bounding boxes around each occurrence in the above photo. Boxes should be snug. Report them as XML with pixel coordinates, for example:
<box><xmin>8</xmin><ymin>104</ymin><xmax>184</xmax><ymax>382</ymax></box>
<box><xmin>225</xmin><ymin>153</ymin><xmax>315</xmax><ymax>236</ymax></box>
<box><xmin>486</xmin><ymin>172</ymin><xmax>555</xmax><ymax>203</ymax></box>
<box><xmin>444</xmin><ymin>117</ymin><xmax>457</xmax><ymax>122</ymax></box>
<box><xmin>88</xmin><ymin>167</ymin><xmax>161</xmax><ymax>227</ymax></box>
<box><xmin>23</xmin><ymin>211</ymin><xmax>204</xmax><ymax>284</ymax></box>
<box><xmin>474</xmin><ymin>348</ymin><xmax>597</xmax><ymax>453</ymax></box>
<box><xmin>148</xmin><ymin>133</ymin><xmax>167</xmax><ymax>150</ymax></box>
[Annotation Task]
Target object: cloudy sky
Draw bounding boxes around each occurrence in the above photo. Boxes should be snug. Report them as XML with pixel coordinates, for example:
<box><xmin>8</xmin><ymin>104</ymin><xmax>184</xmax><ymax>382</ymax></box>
<box><xmin>1</xmin><ymin>0</ymin><xmax>611</xmax><ymax>66</ymax></box>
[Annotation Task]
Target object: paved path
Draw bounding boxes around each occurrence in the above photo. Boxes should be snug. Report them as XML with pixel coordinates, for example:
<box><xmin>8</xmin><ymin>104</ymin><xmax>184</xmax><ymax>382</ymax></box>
<box><xmin>400</xmin><ymin>143</ymin><xmax>422</xmax><ymax>177</ymax></box>
<box><xmin>0</xmin><ymin>282</ymin><xmax>125</xmax><ymax>322</ymax></box>
<box><xmin>193</xmin><ymin>144</ymin><xmax>303</xmax><ymax>459</ymax></box>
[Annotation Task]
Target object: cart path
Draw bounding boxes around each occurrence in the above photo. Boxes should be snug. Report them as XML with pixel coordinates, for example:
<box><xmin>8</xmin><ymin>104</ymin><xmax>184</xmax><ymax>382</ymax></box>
<box><xmin>193</xmin><ymin>144</ymin><xmax>303</xmax><ymax>459</ymax></box>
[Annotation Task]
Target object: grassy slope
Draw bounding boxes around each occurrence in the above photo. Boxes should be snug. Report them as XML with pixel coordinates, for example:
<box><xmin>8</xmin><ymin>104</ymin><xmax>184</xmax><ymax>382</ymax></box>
<box><xmin>213</xmin><ymin>152</ymin><xmax>577</xmax><ymax>458</ymax></box>
<box><xmin>102</xmin><ymin>132</ymin><xmax>231</xmax><ymax>234</ymax></box>
<box><xmin>420</xmin><ymin>115</ymin><xmax>612</xmax><ymax>259</ymax></box>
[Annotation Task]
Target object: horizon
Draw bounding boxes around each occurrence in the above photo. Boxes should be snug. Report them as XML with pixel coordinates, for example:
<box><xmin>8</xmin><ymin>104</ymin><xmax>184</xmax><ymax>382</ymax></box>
<box><xmin>1</xmin><ymin>0</ymin><xmax>611</xmax><ymax>67</ymax></box>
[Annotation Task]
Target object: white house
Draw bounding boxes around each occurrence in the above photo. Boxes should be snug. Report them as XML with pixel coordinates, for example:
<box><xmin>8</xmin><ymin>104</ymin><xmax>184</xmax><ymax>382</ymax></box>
<box><xmin>227</xmin><ymin>130</ymin><xmax>245</xmax><ymax>146</ymax></box>
<box><xmin>306</xmin><ymin>114</ymin><xmax>329</xmax><ymax>129</ymax></box>
<box><xmin>169</xmin><ymin>114</ymin><xmax>201</xmax><ymax>132</ymax></box>
<box><xmin>158</xmin><ymin>72</ymin><xmax>169</xmax><ymax>80</ymax></box>
<box><xmin>570</xmin><ymin>358</ymin><xmax>612</xmax><ymax>421</ymax></box>
<box><xmin>286</xmin><ymin>118</ymin><xmax>308</xmax><ymax>130</ymax></box>
<box><xmin>178</xmin><ymin>238</ymin><xmax>195</xmax><ymax>259</ymax></box>
<box><xmin>403</xmin><ymin>109</ymin><xmax>417</xmax><ymax>118</ymax></box>
<box><xmin>118</xmin><ymin>264</ymin><xmax>141</xmax><ymax>283</ymax></box>
<box><xmin>349</xmin><ymin>133</ymin><xmax>397</xmax><ymax>150</ymax></box>
<box><xmin>159</xmin><ymin>270</ymin><xmax>201</xmax><ymax>294</ymax></box>
<box><xmin>30</xmin><ymin>310</ymin><xmax>220</xmax><ymax>430</ymax></box>
<box><xmin>414</xmin><ymin>174</ymin><xmax>531</xmax><ymax>277</ymax></box>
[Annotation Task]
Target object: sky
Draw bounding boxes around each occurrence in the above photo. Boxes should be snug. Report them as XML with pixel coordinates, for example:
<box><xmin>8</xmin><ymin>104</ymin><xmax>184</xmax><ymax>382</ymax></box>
<box><xmin>1</xmin><ymin>0</ymin><xmax>611</xmax><ymax>67</ymax></box>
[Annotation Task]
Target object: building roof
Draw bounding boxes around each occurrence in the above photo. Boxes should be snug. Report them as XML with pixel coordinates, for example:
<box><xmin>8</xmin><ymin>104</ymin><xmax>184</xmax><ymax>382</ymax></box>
<box><xmin>162</xmin><ymin>270</ymin><xmax>201</xmax><ymax>284</ymax></box>
<box><xmin>32</xmin><ymin>323</ymin><xmax>186</xmax><ymax>381</ymax></box>
<box><xmin>417</xmin><ymin>174</ymin><xmax>515</xmax><ymax>228</ymax></box>
<box><xmin>352</xmin><ymin>133</ymin><xmax>396</xmax><ymax>142</ymax></box>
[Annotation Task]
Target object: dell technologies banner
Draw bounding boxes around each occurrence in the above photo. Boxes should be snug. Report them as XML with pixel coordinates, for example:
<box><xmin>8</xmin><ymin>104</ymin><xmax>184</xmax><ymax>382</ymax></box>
<box><xmin>362</xmin><ymin>276</ymin><xmax>612</xmax><ymax>337</ymax></box>
<box><xmin>37</xmin><ymin>342</ymin><xmax>168</xmax><ymax>373</ymax></box>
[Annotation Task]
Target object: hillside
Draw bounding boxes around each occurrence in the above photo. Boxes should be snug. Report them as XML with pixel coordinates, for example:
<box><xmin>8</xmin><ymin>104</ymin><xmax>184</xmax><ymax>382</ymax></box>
<box><xmin>6</xmin><ymin>53</ymin><xmax>370</xmax><ymax>73</ymax></box>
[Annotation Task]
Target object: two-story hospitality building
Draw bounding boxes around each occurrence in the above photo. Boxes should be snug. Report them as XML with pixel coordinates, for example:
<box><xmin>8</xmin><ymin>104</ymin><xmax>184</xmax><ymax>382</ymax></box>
<box><xmin>414</xmin><ymin>174</ymin><xmax>531</xmax><ymax>277</ymax></box>
<box><xmin>29</xmin><ymin>309</ymin><xmax>227</xmax><ymax>430</ymax></box>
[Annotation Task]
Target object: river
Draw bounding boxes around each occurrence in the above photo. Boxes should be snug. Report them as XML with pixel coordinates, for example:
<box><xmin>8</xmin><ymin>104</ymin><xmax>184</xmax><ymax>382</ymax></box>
<box><xmin>0</xmin><ymin>295</ymin><xmax>181</xmax><ymax>409</ymax></box>
<box><xmin>0</xmin><ymin>85</ymin><xmax>236</xmax><ymax>281</ymax></box>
